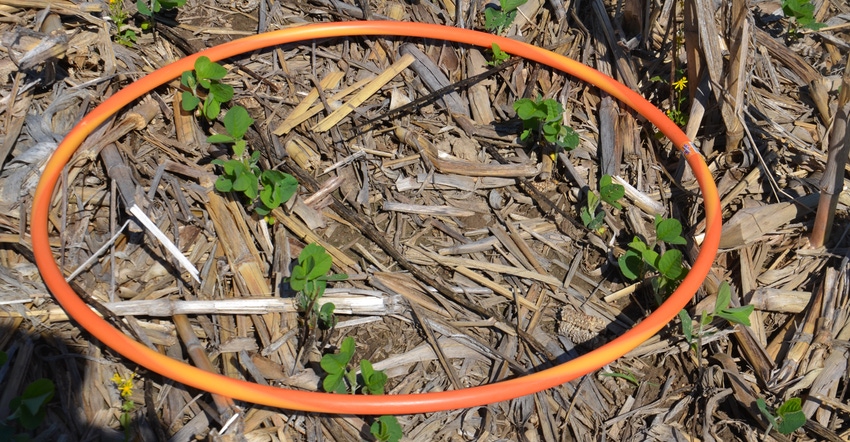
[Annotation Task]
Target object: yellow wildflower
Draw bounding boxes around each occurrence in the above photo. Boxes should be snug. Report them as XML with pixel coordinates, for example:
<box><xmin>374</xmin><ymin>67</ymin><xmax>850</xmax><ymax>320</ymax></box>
<box><xmin>672</xmin><ymin>76</ymin><xmax>688</xmax><ymax>91</ymax></box>
<box><xmin>119</xmin><ymin>381</ymin><xmax>133</xmax><ymax>398</ymax></box>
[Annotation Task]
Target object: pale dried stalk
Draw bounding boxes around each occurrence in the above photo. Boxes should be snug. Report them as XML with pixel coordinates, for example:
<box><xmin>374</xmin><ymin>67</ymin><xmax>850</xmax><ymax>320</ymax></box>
<box><xmin>312</xmin><ymin>53</ymin><xmax>415</xmax><ymax>132</ymax></box>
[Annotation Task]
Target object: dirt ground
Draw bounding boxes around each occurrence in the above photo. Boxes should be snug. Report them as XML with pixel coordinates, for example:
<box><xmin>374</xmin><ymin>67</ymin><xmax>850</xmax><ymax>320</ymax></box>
<box><xmin>0</xmin><ymin>0</ymin><xmax>848</xmax><ymax>440</ymax></box>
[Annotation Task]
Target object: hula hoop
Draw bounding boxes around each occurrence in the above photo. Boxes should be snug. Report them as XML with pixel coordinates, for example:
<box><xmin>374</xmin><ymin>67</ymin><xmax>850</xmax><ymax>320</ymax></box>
<box><xmin>31</xmin><ymin>21</ymin><xmax>721</xmax><ymax>414</ymax></box>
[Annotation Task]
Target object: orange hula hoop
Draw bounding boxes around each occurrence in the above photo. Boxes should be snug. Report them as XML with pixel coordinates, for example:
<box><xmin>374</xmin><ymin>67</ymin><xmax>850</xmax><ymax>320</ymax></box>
<box><xmin>31</xmin><ymin>21</ymin><xmax>721</xmax><ymax>414</ymax></box>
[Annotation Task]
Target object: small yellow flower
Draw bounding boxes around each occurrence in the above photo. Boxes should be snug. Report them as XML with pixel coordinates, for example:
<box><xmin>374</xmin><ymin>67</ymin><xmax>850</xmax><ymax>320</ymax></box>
<box><xmin>119</xmin><ymin>382</ymin><xmax>133</xmax><ymax>398</ymax></box>
<box><xmin>111</xmin><ymin>373</ymin><xmax>122</xmax><ymax>384</ymax></box>
<box><xmin>672</xmin><ymin>76</ymin><xmax>688</xmax><ymax>91</ymax></box>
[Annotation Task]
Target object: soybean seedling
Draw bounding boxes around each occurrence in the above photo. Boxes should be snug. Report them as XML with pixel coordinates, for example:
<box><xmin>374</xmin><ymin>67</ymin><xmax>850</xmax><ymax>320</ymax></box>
<box><xmin>678</xmin><ymin>281</ymin><xmax>754</xmax><ymax>353</ymax></box>
<box><xmin>321</xmin><ymin>337</ymin><xmax>403</xmax><ymax>442</ymax></box>
<box><xmin>181</xmin><ymin>56</ymin><xmax>234</xmax><ymax>120</ymax></box>
<box><xmin>618</xmin><ymin>215</ymin><xmax>688</xmax><ymax>299</ymax></box>
<box><xmin>136</xmin><ymin>0</ymin><xmax>186</xmax><ymax>32</ymax></box>
<box><xmin>487</xmin><ymin>43</ymin><xmax>510</xmax><ymax>66</ymax></box>
<box><xmin>580</xmin><ymin>174</ymin><xmax>624</xmax><ymax>234</ymax></box>
<box><xmin>210</xmin><ymin>106</ymin><xmax>298</xmax><ymax>218</ymax></box>
<box><xmin>757</xmin><ymin>397</ymin><xmax>806</xmax><ymax>435</ymax></box>
<box><xmin>513</xmin><ymin>96</ymin><xmax>579</xmax><ymax>159</ymax></box>
<box><xmin>781</xmin><ymin>0</ymin><xmax>826</xmax><ymax>38</ymax></box>
<box><xmin>0</xmin><ymin>351</ymin><xmax>55</xmax><ymax>439</ymax></box>
<box><xmin>285</xmin><ymin>243</ymin><xmax>348</xmax><ymax>334</ymax></box>
<box><xmin>484</xmin><ymin>0</ymin><xmax>527</xmax><ymax>35</ymax></box>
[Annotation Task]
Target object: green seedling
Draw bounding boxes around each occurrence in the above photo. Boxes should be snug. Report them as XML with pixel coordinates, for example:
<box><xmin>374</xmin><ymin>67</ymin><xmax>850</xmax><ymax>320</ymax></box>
<box><xmin>108</xmin><ymin>0</ymin><xmax>137</xmax><ymax>47</ymax></box>
<box><xmin>580</xmin><ymin>174</ymin><xmax>624</xmax><ymax>233</ymax></box>
<box><xmin>679</xmin><ymin>281</ymin><xmax>754</xmax><ymax>352</ymax></box>
<box><xmin>484</xmin><ymin>0</ymin><xmax>527</xmax><ymax>34</ymax></box>
<box><xmin>757</xmin><ymin>397</ymin><xmax>806</xmax><ymax>435</ymax></box>
<box><xmin>0</xmin><ymin>353</ymin><xmax>56</xmax><ymax>440</ymax></box>
<box><xmin>618</xmin><ymin>215</ymin><xmax>688</xmax><ymax>298</ymax></box>
<box><xmin>285</xmin><ymin>243</ymin><xmax>348</xmax><ymax>332</ymax></box>
<box><xmin>181</xmin><ymin>56</ymin><xmax>234</xmax><ymax>120</ymax></box>
<box><xmin>781</xmin><ymin>0</ymin><xmax>826</xmax><ymax>35</ymax></box>
<box><xmin>487</xmin><ymin>43</ymin><xmax>510</xmax><ymax>66</ymax></box>
<box><xmin>210</xmin><ymin>106</ymin><xmax>298</xmax><ymax>217</ymax></box>
<box><xmin>371</xmin><ymin>415</ymin><xmax>404</xmax><ymax>442</ymax></box>
<box><xmin>601</xmin><ymin>370</ymin><xmax>639</xmax><ymax>386</ymax></box>
<box><xmin>136</xmin><ymin>0</ymin><xmax>185</xmax><ymax>31</ymax></box>
<box><xmin>320</xmin><ymin>337</ymin><xmax>402</xmax><ymax>442</ymax></box>
<box><xmin>513</xmin><ymin>97</ymin><xmax>579</xmax><ymax>156</ymax></box>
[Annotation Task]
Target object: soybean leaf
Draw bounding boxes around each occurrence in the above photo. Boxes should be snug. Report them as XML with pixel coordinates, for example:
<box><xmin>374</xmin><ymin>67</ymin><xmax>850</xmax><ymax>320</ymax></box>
<box><xmin>757</xmin><ymin>397</ymin><xmax>779</xmax><ymax>429</ymax></box>
<box><xmin>202</xmin><ymin>96</ymin><xmax>221</xmax><ymax>120</ymax></box>
<box><xmin>318</xmin><ymin>302</ymin><xmax>336</xmax><ymax>329</ymax></box>
<box><xmin>716</xmin><ymin>305</ymin><xmax>754</xmax><ymax>327</ymax></box>
<box><xmin>714</xmin><ymin>281</ymin><xmax>732</xmax><ymax>313</ymax></box>
<box><xmin>288</xmin><ymin>265</ymin><xmax>307</xmax><ymax>291</ymax></box>
<box><xmin>360</xmin><ymin>359</ymin><xmax>387</xmax><ymax>395</ymax></box>
<box><xmin>370</xmin><ymin>415</ymin><xmax>403</xmax><ymax>442</ymax></box>
<box><xmin>181</xmin><ymin>91</ymin><xmax>200</xmax><ymax>111</ymax></box>
<box><xmin>557</xmin><ymin>125</ymin><xmax>579</xmax><ymax>150</ymax></box>
<box><xmin>194</xmin><ymin>56</ymin><xmax>227</xmax><ymax>81</ymax></box>
<box><xmin>209</xmin><ymin>82</ymin><xmax>234</xmax><ymax>104</ymax></box>
<box><xmin>207</xmin><ymin>133</ymin><xmax>235</xmax><ymax>144</ymax></box>
<box><xmin>9</xmin><ymin>378</ymin><xmax>55</xmax><ymax>430</ymax></box>
<box><xmin>656</xmin><ymin>218</ymin><xmax>687</xmax><ymax>245</ymax></box>
<box><xmin>600</xmin><ymin>371</ymin><xmax>639</xmax><ymax>386</ymax></box>
<box><xmin>305</xmin><ymin>250</ymin><xmax>333</xmax><ymax>280</ymax></box>
<box><xmin>513</xmin><ymin>98</ymin><xmax>541</xmax><ymax>121</ymax></box>
<box><xmin>678</xmin><ymin>309</ymin><xmax>694</xmax><ymax>346</ymax></box>
<box><xmin>599</xmin><ymin>175</ymin><xmax>624</xmax><ymax>209</ymax></box>
<box><xmin>618</xmin><ymin>249</ymin><xmax>642</xmax><ymax>280</ymax></box>
<box><xmin>223</xmin><ymin>106</ymin><xmax>253</xmax><ymax>140</ymax></box>
<box><xmin>501</xmin><ymin>0</ymin><xmax>527</xmax><ymax>13</ymax></box>
<box><xmin>775</xmin><ymin>398</ymin><xmax>806</xmax><ymax>434</ymax></box>
<box><xmin>657</xmin><ymin>249</ymin><xmax>685</xmax><ymax>281</ymax></box>
<box><xmin>136</xmin><ymin>0</ymin><xmax>152</xmax><ymax>15</ymax></box>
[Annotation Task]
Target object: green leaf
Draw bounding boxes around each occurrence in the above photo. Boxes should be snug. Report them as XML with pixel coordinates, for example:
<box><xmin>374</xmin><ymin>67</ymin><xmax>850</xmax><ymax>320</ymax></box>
<box><xmin>656</xmin><ymin>218</ymin><xmax>686</xmax><ymax>245</ymax></box>
<box><xmin>513</xmin><ymin>98</ymin><xmax>540</xmax><ymax>120</ymax></box>
<box><xmin>223</xmin><ymin>106</ymin><xmax>254</xmax><ymax>140</ymax></box>
<box><xmin>136</xmin><ymin>0</ymin><xmax>152</xmax><ymax>16</ymax></box>
<box><xmin>259</xmin><ymin>171</ymin><xmax>298</xmax><ymax>210</ymax></box>
<box><xmin>501</xmin><ymin>0</ymin><xmax>527</xmax><ymax>13</ymax></box>
<box><xmin>181</xmin><ymin>91</ymin><xmax>200</xmax><ymax>111</ymax></box>
<box><xmin>599</xmin><ymin>175</ymin><xmax>624</xmax><ymax>209</ymax></box>
<box><xmin>320</xmin><ymin>336</ymin><xmax>355</xmax><ymax>379</ymax></box>
<box><xmin>757</xmin><ymin>398</ymin><xmax>778</xmax><ymax>429</ymax></box>
<box><xmin>159</xmin><ymin>0</ymin><xmax>187</xmax><ymax>9</ymax></box>
<box><xmin>9</xmin><ymin>379</ymin><xmax>54</xmax><ymax>430</ymax></box>
<box><xmin>214</xmin><ymin>175</ymin><xmax>233</xmax><ymax>192</ymax></box>
<box><xmin>657</xmin><ymin>249</ymin><xmax>685</xmax><ymax>281</ymax></box>
<box><xmin>714</xmin><ymin>281</ymin><xmax>732</xmax><ymax>314</ymax></box>
<box><xmin>288</xmin><ymin>265</ymin><xmax>307</xmax><ymax>292</ymax></box>
<box><xmin>360</xmin><ymin>359</ymin><xmax>388</xmax><ymax>395</ymax></box>
<box><xmin>207</xmin><ymin>133</ymin><xmax>235</xmax><ymax>144</ymax></box>
<box><xmin>306</xmin><ymin>253</ymin><xmax>333</xmax><ymax>281</ymax></box>
<box><xmin>716</xmin><ymin>305</ymin><xmax>754</xmax><ymax>327</ymax></box>
<box><xmin>600</xmin><ymin>371</ymin><xmax>639</xmax><ymax>386</ymax></box>
<box><xmin>776</xmin><ymin>396</ymin><xmax>802</xmax><ymax>414</ymax></box>
<box><xmin>209</xmin><ymin>82</ymin><xmax>234</xmax><ymax>104</ymax></box>
<box><xmin>318</xmin><ymin>302</ymin><xmax>336</xmax><ymax>329</ymax></box>
<box><xmin>202</xmin><ymin>97</ymin><xmax>221</xmax><ymax>120</ymax></box>
<box><xmin>194</xmin><ymin>56</ymin><xmax>228</xmax><ymax>81</ymax></box>
<box><xmin>370</xmin><ymin>415</ymin><xmax>403</xmax><ymax>442</ymax></box>
<box><xmin>541</xmin><ymin>99</ymin><xmax>564</xmax><ymax>122</ymax></box>
<box><xmin>618</xmin><ymin>250</ymin><xmax>642</xmax><ymax>280</ymax></box>
<box><xmin>678</xmin><ymin>309</ymin><xmax>694</xmax><ymax>346</ymax></box>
